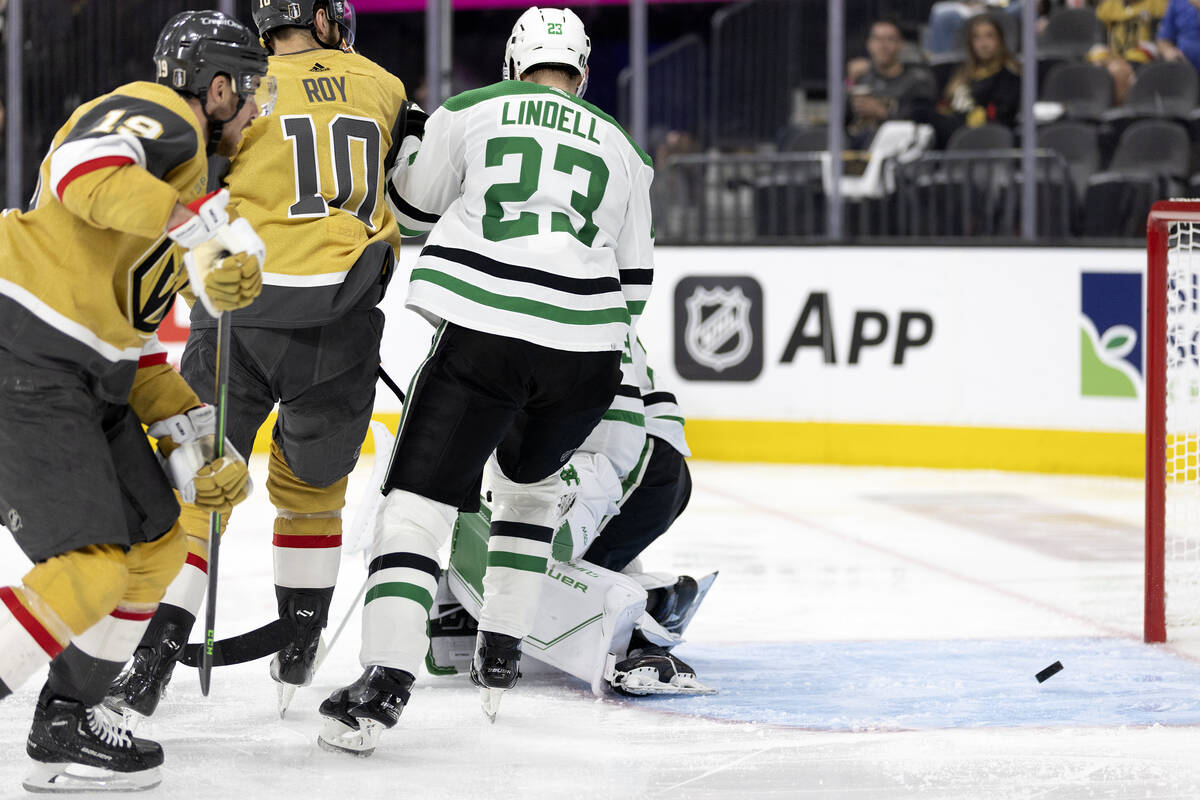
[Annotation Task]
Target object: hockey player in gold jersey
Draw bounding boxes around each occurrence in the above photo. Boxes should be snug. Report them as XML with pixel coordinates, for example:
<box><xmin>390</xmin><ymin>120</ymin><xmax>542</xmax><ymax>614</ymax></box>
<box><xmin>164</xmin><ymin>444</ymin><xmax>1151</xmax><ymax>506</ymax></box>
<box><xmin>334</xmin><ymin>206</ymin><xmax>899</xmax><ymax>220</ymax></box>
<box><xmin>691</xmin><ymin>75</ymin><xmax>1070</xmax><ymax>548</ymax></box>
<box><xmin>110</xmin><ymin>0</ymin><xmax>412</xmax><ymax>720</ymax></box>
<box><xmin>0</xmin><ymin>11</ymin><xmax>271</xmax><ymax>792</ymax></box>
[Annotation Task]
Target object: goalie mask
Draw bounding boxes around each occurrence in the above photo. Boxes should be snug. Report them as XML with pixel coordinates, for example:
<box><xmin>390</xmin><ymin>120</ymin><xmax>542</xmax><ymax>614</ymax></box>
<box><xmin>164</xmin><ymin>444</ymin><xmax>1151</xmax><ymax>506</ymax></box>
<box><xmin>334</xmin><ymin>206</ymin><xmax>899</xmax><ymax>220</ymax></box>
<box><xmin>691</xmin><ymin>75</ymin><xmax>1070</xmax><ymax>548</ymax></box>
<box><xmin>253</xmin><ymin>0</ymin><xmax>354</xmax><ymax>53</ymax></box>
<box><xmin>503</xmin><ymin>6</ymin><xmax>591</xmax><ymax>98</ymax></box>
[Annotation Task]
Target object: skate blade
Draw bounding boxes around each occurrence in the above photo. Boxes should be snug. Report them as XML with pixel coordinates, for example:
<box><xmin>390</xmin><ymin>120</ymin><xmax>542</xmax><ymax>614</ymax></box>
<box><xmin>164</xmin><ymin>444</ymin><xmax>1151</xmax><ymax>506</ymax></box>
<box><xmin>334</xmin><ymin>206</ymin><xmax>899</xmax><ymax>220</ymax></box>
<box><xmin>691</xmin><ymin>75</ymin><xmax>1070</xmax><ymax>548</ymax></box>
<box><xmin>479</xmin><ymin>686</ymin><xmax>505</xmax><ymax>723</ymax></box>
<box><xmin>277</xmin><ymin>682</ymin><xmax>297</xmax><ymax>718</ymax></box>
<box><xmin>317</xmin><ymin>717</ymin><xmax>382</xmax><ymax>757</ymax></box>
<box><xmin>23</xmin><ymin>762</ymin><xmax>161</xmax><ymax>793</ymax></box>
<box><xmin>611</xmin><ymin>671</ymin><xmax>717</xmax><ymax>696</ymax></box>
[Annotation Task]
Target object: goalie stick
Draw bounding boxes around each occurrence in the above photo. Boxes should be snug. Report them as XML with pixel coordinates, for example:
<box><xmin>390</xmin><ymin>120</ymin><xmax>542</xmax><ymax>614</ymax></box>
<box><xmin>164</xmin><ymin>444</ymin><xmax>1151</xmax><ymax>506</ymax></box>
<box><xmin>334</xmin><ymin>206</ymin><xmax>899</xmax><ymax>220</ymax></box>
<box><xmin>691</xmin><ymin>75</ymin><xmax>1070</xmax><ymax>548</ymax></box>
<box><xmin>179</xmin><ymin>367</ymin><xmax>405</xmax><ymax>673</ymax></box>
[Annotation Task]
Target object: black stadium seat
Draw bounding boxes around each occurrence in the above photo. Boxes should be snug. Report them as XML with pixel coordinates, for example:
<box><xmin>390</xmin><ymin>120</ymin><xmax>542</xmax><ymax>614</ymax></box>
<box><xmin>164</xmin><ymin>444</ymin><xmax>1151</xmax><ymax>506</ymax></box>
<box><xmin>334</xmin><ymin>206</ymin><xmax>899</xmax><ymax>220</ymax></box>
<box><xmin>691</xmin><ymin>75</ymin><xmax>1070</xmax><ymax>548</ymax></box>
<box><xmin>1083</xmin><ymin>119</ymin><xmax>1190</xmax><ymax>237</ymax></box>
<box><xmin>1041</xmin><ymin>63</ymin><xmax>1114</xmax><ymax>121</ymax></box>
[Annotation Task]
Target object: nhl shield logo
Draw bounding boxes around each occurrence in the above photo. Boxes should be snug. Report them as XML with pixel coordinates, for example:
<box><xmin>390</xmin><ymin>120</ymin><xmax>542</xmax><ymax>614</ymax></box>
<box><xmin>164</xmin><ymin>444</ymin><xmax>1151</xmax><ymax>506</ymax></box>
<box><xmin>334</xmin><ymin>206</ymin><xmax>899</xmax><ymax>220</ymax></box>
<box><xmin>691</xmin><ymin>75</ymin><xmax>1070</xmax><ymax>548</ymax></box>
<box><xmin>674</xmin><ymin>276</ymin><xmax>763</xmax><ymax>381</ymax></box>
<box><xmin>684</xmin><ymin>286</ymin><xmax>753</xmax><ymax>372</ymax></box>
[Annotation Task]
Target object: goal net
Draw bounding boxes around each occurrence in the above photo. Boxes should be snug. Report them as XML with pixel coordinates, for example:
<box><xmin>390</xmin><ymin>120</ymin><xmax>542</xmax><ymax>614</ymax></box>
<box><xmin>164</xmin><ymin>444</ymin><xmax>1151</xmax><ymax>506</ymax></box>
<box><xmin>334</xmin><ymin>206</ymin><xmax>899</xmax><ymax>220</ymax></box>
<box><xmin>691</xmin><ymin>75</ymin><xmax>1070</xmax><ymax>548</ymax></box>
<box><xmin>1146</xmin><ymin>200</ymin><xmax>1200</xmax><ymax>642</ymax></box>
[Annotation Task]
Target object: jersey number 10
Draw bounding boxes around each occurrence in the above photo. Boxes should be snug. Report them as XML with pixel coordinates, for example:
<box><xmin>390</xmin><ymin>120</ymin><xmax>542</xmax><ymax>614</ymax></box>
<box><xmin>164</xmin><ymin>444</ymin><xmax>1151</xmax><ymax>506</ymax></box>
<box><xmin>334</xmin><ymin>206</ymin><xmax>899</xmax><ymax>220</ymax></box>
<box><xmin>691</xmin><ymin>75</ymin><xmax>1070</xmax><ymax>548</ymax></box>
<box><xmin>282</xmin><ymin>113</ymin><xmax>382</xmax><ymax>228</ymax></box>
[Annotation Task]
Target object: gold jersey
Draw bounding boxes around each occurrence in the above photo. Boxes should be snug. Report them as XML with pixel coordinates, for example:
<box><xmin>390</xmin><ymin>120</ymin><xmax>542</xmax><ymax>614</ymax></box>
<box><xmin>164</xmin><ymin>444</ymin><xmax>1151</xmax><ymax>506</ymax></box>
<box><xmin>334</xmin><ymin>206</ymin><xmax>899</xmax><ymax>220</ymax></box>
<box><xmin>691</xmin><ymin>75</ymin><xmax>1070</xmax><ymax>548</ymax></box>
<box><xmin>0</xmin><ymin>81</ymin><xmax>207</xmax><ymax>411</ymax></box>
<box><xmin>208</xmin><ymin>48</ymin><xmax>407</xmax><ymax>327</ymax></box>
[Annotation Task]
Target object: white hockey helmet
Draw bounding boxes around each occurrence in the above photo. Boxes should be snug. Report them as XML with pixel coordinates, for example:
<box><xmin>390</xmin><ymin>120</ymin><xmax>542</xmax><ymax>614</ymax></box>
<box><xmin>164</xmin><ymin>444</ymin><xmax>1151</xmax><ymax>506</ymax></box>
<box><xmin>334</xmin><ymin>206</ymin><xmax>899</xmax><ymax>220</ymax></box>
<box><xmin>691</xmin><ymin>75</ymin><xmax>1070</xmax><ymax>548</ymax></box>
<box><xmin>503</xmin><ymin>6</ymin><xmax>591</xmax><ymax>97</ymax></box>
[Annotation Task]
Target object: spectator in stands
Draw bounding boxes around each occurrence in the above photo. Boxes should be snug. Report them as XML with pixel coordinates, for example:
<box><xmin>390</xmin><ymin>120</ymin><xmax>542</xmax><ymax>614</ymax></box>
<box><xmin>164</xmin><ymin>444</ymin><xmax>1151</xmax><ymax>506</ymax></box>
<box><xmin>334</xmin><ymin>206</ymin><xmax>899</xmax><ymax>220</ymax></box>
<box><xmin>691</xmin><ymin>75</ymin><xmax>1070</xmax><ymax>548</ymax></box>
<box><xmin>924</xmin><ymin>0</ymin><xmax>1023</xmax><ymax>54</ymax></box>
<box><xmin>847</xmin><ymin>19</ymin><xmax>938</xmax><ymax>149</ymax></box>
<box><xmin>935</xmin><ymin>15</ymin><xmax>1022</xmax><ymax>144</ymax></box>
<box><xmin>1089</xmin><ymin>0</ymin><xmax>1168</xmax><ymax>104</ymax></box>
<box><xmin>1156</xmin><ymin>0</ymin><xmax>1200</xmax><ymax>72</ymax></box>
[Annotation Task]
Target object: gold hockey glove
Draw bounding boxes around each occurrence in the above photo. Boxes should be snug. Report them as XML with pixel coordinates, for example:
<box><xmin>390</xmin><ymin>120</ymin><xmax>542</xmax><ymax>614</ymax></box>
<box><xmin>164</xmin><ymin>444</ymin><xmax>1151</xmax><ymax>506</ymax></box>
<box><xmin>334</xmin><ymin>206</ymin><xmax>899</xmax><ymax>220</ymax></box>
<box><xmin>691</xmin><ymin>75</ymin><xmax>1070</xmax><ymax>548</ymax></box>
<box><xmin>192</xmin><ymin>457</ymin><xmax>251</xmax><ymax>513</ymax></box>
<box><xmin>168</xmin><ymin>189</ymin><xmax>266</xmax><ymax>315</ymax></box>
<box><xmin>147</xmin><ymin>406</ymin><xmax>254</xmax><ymax>512</ymax></box>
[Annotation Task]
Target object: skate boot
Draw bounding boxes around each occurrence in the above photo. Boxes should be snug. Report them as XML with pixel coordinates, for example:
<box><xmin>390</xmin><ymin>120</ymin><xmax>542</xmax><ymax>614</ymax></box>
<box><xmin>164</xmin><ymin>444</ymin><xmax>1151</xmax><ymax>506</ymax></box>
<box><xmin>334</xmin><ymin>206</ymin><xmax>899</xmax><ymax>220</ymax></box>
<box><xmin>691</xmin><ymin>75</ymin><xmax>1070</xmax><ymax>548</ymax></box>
<box><xmin>269</xmin><ymin>590</ymin><xmax>327</xmax><ymax>717</ymax></box>
<box><xmin>105</xmin><ymin>607</ymin><xmax>192</xmax><ymax>720</ymax></box>
<box><xmin>317</xmin><ymin>666</ymin><xmax>414</xmax><ymax>757</ymax></box>
<box><xmin>469</xmin><ymin>631</ymin><xmax>522</xmax><ymax>723</ymax></box>
<box><xmin>24</xmin><ymin>683</ymin><xmax>164</xmax><ymax>792</ymax></box>
<box><xmin>608</xmin><ymin>638</ymin><xmax>715</xmax><ymax>696</ymax></box>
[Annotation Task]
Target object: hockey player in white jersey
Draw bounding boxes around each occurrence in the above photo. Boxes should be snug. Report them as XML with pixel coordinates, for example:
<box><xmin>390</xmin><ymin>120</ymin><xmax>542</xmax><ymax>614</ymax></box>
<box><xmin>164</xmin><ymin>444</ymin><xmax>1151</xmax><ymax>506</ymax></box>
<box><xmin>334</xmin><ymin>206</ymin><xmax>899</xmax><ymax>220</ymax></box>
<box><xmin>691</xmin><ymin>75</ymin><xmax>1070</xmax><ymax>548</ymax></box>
<box><xmin>318</xmin><ymin>6</ymin><xmax>654</xmax><ymax>754</ymax></box>
<box><xmin>432</xmin><ymin>337</ymin><xmax>716</xmax><ymax>697</ymax></box>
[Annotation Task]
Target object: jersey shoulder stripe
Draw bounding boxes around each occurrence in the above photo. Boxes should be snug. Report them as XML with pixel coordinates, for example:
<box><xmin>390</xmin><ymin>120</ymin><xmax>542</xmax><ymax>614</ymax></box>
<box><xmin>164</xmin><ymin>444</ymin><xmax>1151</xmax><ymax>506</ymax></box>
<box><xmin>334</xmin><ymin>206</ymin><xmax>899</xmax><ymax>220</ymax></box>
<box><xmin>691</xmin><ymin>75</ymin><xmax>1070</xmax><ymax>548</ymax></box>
<box><xmin>50</xmin><ymin>83</ymin><xmax>200</xmax><ymax>201</ymax></box>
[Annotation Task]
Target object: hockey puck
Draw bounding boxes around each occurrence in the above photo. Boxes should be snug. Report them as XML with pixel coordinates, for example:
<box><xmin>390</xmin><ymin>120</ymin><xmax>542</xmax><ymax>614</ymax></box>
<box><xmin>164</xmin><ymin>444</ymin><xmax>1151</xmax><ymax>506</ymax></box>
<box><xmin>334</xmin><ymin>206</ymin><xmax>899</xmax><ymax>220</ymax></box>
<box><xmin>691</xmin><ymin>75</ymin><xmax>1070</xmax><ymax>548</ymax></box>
<box><xmin>1035</xmin><ymin>661</ymin><xmax>1063</xmax><ymax>683</ymax></box>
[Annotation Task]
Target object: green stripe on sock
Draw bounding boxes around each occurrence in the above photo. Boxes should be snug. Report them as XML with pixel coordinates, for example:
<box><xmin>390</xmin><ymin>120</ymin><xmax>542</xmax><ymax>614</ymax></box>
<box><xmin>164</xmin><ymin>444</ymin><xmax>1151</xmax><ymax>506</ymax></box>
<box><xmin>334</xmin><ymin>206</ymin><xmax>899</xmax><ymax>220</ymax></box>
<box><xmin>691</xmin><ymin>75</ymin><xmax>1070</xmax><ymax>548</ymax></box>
<box><xmin>364</xmin><ymin>581</ymin><xmax>434</xmax><ymax>612</ymax></box>
<box><xmin>487</xmin><ymin>551</ymin><xmax>548</xmax><ymax>573</ymax></box>
<box><xmin>602</xmin><ymin>409</ymin><xmax>645</xmax><ymax>425</ymax></box>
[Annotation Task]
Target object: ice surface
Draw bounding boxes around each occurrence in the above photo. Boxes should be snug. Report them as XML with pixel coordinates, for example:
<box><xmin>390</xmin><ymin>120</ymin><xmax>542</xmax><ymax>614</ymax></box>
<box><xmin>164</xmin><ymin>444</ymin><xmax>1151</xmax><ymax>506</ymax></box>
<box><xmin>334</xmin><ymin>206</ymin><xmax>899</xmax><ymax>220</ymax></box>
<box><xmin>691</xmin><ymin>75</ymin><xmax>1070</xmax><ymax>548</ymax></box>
<box><xmin>3</xmin><ymin>460</ymin><xmax>1199</xmax><ymax>799</ymax></box>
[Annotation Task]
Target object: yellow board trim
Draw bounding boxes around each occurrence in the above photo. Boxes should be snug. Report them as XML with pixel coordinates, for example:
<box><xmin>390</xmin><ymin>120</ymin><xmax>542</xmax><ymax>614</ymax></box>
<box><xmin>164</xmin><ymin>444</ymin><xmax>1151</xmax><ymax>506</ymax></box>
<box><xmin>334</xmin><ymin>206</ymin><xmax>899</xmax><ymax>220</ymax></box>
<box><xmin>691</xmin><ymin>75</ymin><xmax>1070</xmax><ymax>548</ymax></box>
<box><xmin>250</xmin><ymin>414</ymin><xmax>1144</xmax><ymax>478</ymax></box>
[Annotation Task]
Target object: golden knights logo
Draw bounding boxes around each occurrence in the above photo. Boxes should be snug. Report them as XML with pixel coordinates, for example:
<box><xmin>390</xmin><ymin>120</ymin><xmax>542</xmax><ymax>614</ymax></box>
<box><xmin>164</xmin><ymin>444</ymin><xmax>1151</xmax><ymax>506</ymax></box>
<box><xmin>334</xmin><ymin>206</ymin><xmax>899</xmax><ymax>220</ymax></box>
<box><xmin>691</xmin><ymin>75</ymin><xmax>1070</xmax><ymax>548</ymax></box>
<box><xmin>127</xmin><ymin>238</ymin><xmax>185</xmax><ymax>333</ymax></box>
<box><xmin>674</xmin><ymin>277</ymin><xmax>763</xmax><ymax>381</ymax></box>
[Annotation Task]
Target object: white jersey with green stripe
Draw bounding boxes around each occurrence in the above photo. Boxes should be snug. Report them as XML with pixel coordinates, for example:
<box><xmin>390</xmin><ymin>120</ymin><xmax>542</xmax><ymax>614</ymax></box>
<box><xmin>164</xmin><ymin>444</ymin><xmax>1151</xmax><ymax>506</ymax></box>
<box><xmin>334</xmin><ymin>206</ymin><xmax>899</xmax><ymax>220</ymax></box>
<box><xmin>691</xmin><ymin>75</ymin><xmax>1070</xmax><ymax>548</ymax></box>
<box><xmin>577</xmin><ymin>336</ymin><xmax>689</xmax><ymax>479</ymax></box>
<box><xmin>638</xmin><ymin>337</ymin><xmax>689</xmax><ymax>458</ymax></box>
<box><xmin>386</xmin><ymin>80</ymin><xmax>655</xmax><ymax>352</ymax></box>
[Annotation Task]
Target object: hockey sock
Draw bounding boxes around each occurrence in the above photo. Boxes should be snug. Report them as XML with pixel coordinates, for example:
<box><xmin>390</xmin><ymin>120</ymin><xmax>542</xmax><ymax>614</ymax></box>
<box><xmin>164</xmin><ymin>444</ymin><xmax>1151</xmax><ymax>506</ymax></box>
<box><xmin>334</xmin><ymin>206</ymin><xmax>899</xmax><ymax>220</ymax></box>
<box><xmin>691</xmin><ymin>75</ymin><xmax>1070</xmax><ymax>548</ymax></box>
<box><xmin>51</xmin><ymin>599</ymin><xmax>157</xmax><ymax>705</ymax></box>
<box><xmin>477</xmin><ymin>465</ymin><xmax>559</xmax><ymax>641</ymax></box>
<box><xmin>0</xmin><ymin>586</ymin><xmax>68</xmax><ymax>696</ymax></box>
<box><xmin>150</xmin><ymin>534</ymin><xmax>210</xmax><ymax>632</ymax></box>
<box><xmin>478</xmin><ymin>520</ymin><xmax>552</xmax><ymax>639</ymax></box>
<box><xmin>272</xmin><ymin>513</ymin><xmax>341</xmax><ymax>622</ymax></box>
<box><xmin>360</xmin><ymin>490</ymin><xmax>453</xmax><ymax>675</ymax></box>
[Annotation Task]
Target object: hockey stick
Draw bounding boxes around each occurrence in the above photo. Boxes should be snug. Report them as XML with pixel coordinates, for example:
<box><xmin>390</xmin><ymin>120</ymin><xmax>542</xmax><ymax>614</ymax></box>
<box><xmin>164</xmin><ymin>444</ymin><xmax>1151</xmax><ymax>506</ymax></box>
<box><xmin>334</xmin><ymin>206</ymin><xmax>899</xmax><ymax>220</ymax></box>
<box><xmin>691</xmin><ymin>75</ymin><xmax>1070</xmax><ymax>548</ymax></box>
<box><xmin>311</xmin><ymin>365</ymin><xmax>405</xmax><ymax>674</ymax></box>
<box><xmin>179</xmin><ymin>617</ymin><xmax>297</xmax><ymax>668</ymax></box>
<box><xmin>199</xmin><ymin>311</ymin><xmax>233</xmax><ymax>696</ymax></box>
<box><xmin>178</xmin><ymin>366</ymin><xmax>405</xmax><ymax>679</ymax></box>
<box><xmin>377</xmin><ymin>365</ymin><xmax>405</xmax><ymax>404</ymax></box>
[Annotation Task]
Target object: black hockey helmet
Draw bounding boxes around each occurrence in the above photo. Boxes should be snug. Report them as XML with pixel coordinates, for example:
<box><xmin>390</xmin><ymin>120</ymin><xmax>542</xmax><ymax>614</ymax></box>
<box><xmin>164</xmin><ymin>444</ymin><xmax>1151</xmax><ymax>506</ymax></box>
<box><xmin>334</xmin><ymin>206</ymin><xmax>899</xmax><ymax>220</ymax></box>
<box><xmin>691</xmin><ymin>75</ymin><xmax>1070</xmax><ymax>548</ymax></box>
<box><xmin>154</xmin><ymin>11</ymin><xmax>269</xmax><ymax>105</ymax></box>
<box><xmin>252</xmin><ymin>0</ymin><xmax>353</xmax><ymax>52</ymax></box>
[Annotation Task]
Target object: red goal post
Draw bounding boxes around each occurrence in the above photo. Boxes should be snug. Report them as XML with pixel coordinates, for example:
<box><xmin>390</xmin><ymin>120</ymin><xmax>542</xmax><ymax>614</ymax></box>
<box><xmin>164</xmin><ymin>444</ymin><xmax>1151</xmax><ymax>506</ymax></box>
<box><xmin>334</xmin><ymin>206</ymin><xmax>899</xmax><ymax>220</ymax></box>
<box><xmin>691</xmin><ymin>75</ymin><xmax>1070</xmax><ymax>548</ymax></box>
<box><xmin>1146</xmin><ymin>200</ymin><xmax>1200</xmax><ymax>643</ymax></box>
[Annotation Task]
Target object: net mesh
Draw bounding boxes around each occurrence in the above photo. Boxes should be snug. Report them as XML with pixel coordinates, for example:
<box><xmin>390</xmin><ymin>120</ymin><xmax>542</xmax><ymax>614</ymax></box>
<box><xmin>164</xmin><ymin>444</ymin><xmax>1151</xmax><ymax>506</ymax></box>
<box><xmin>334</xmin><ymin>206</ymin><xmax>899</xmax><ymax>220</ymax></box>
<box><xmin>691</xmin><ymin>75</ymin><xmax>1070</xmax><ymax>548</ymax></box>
<box><xmin>1164</xmin><ymin>221</ymin><xmax>1200</xmax><ymax>633</ymax></box>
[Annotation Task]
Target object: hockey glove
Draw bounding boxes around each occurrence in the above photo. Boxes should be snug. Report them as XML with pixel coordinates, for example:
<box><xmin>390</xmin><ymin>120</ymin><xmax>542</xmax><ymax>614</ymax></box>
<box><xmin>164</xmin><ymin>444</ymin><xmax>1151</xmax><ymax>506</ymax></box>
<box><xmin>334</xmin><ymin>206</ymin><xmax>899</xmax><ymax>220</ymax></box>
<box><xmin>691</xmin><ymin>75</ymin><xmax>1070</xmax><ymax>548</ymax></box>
<box><xmin>384</xmin><ymin>101</ymin><xmax>428</xmax><ymax>173</ymax></box>
<box><xmin>148</xmin><ymin>406</ymin><xmax>252</xmax><ymax>513</ymax></box>
<box><xmin>167</xmin><ymin>189</ymin><xmax>265</xmax><ymax>316</ymax></box>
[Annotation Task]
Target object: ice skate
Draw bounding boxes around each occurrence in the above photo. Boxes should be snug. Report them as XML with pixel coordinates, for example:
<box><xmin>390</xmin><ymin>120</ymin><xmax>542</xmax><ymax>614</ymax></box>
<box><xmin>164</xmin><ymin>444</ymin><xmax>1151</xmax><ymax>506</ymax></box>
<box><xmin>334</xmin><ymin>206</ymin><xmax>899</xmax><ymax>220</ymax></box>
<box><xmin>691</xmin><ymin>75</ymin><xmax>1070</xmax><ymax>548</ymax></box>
<box><xmin>607</xmin><ymin>642</ymin><xmax>715</xmax><ymax>696</ymax></box>
<box><xmin>469</xmin><ymin>631</ymin><xmax>522</xmax><ymax>723</ymax></box>
<box><xmin>317</xmin><ymin>666</ymin><xmax>414</xmax><ymax>756</ymax></box>
<box><xmin>24</xmin><ymin>685</ymin><xmax>163</xmax><ymax>793</ymax></box>
<box><xmin>105</xmin><ymin>613</ymin><xmax>190</xmax><ymax>721</ymax></box>
<box><xmin>269</xmin><ymin>592</ymin><xmax>326</xmax><ymax>717</ymax></box>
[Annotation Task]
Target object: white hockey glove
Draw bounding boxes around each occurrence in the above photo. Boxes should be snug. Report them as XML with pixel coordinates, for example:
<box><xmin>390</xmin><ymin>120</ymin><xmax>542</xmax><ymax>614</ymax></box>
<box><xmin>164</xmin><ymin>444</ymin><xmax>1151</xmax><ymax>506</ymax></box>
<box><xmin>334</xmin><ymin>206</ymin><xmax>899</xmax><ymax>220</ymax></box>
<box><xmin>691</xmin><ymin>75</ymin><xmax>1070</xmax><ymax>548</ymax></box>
<box><xmin>167</xmin><ymin>189</ymin><xmax>265</xmax><ymax>316</ymax></box>
<box><xmin>554</xmin><ymin>453</ymin><xmax>622</xmax><ymax>562</ymax></box>
<box><xmin>148</xmin><ymin>406</ymin><xmax>252</xmax><ymax>514</ymax></box>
